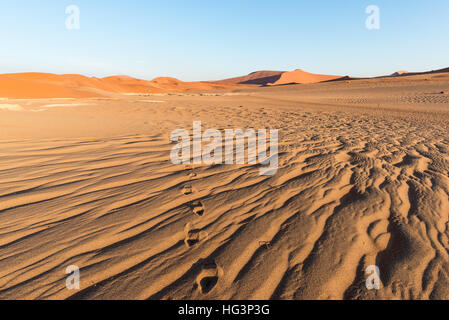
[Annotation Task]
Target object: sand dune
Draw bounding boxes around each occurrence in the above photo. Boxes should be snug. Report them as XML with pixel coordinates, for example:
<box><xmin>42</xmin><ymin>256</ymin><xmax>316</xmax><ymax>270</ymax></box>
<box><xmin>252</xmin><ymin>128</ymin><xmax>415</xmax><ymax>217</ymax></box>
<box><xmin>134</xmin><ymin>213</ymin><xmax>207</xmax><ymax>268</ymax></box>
<box><xmin>389</xmin><ymin>67</ymin><xmax>449</xmax><ymax>78</ymax></box>
<box><xmin>0</xmin><ymin>73</ymin><xmax>448</xmax><ymax>300</ymax></box>
<box><xmin>0</xmin><ymin>73</ymin><xmax>246</xmax><ymax>99</ymax></box>
<box><xmin>216</xmin><ymin>69</ymin><xmax>340</xmax><ymax>86</ymax></box>
<box><xmin>2</xmin><ymin>67</ymin><xmax>446</xmax><ymax>100</ymax></box>
<box><xmin>148</xmin><ymin>77</ymin><xmax>247</xmax><ymax>92</ymax></box>
<box><xmin>215</xmin><ymin>71</ymin><xmax>285</xmax><ymax>85</ymax></box>
<box><xmin>270</xmin><ymin>69</ymin><xmax>341</xmax><ymax>85</ymax></box>
<box><xmin>0</xmin><ymin>73</ymin><xmax>155</xmax><ymax>99</ymax></box>
<box><xmin>391</xmin><ymin>71</ymin><xmax>409</xmax><ymax>77</ymax></box>
<box><xmin>0</xmin><ymin>73</ymin><xmax>102</xmax><ymax>99</ymax></box>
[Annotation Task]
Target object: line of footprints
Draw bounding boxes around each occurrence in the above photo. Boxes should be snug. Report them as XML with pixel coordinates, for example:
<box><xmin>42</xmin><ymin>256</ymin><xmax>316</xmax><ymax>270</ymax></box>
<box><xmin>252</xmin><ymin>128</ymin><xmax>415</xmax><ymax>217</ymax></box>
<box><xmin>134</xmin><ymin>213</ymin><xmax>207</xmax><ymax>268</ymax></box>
<box><xmin>182</xmin><ymin>167</ymin><xmax>206</xmax><ymax>246</ymax></box>
<box><xmin>181</xmin><ymin>166</ymin><xmax>221</xmax><ymax>295</ymax></box>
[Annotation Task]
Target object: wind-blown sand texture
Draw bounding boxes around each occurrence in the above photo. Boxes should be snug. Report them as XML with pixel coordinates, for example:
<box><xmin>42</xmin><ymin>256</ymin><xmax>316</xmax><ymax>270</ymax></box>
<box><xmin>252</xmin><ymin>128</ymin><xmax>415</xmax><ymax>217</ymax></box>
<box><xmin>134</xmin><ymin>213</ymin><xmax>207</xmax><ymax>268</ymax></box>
<box><xmin>0</xmin><ymin>73</ymin><xmax>449</xmax><ymax>300</ymax></box>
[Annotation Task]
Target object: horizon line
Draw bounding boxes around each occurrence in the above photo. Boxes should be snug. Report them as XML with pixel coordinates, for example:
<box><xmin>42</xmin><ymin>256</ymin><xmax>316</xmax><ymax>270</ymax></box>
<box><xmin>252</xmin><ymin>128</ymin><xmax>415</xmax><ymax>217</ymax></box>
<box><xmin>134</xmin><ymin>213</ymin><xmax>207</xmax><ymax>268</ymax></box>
<box><xmin>1</xmin><ymin>64</ymin><xmax>448</xmax><ymax>83</ymax></box>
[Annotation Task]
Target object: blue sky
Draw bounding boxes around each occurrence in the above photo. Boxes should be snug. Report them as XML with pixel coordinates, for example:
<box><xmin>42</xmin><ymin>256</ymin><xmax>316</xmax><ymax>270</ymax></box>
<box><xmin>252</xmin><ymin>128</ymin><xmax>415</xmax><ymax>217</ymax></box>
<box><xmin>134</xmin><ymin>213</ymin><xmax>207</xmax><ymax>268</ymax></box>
<box><xmin>0</xmin><ymin>0</ymin><xmax>448</xmax><ymax>81</ymax></box>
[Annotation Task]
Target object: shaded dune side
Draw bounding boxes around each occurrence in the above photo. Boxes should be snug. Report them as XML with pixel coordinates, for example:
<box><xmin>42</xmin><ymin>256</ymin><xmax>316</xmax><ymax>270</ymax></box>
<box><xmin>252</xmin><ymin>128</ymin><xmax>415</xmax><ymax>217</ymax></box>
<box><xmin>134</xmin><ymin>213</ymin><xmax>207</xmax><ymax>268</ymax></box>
<box><xmin>387</xmin><ymin>67</ymin><xmax>449</xmax><ymax>78</ymax></box>
<box><xmin>214</xmin><ymin>71</ymin><xmax>285</xmax><ymax>85</ymax></box>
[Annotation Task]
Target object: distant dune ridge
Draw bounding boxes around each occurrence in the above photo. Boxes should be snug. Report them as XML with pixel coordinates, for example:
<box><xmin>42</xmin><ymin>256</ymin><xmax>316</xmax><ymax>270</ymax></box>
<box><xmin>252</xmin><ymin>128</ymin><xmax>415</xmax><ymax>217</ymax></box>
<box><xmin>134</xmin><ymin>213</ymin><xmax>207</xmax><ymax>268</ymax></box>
<box><xmin>0</xmin><ymin>73</ymin><xmax>243</xmax><ymax>99</ymax></box>
<box><xmin>0</xmin><ymin>66</ymin><xmax>448</xmax><ymax>99</ymax></box>
<box><xmin>390</xmin><ymin>71</ymin><xmax>409</xmax><ymax>77</ymax></box>
<box><xmin>269</xmin><ymin>69</ymin><xmax>341</xmax><ymax>85</ymax></box>
<box><xmin>394</xmin><ymin>67</ymin><xmax>449</xmax><ymax>77</ymax></box>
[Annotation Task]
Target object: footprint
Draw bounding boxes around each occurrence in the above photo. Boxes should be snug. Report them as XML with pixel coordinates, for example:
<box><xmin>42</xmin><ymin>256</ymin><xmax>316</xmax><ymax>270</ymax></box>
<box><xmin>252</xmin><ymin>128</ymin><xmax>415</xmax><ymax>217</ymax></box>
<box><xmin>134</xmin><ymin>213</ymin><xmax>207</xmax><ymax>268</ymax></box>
<box><xmin>183</xmin><ymin>164</ymin><xmax>196</xmax><ymax>171</ymax></box>
<box><xmin>184</xmin><ymin>223</ymin><xmax>208</xmax><ymax>247</ymax></box>
<box><xmin>189</xmin><ymin>172</ymin><xmax>197</xmax><ymax>178</ymax></box>
<box><xmin>182</xmin><ymin>185</ymin><xmax>193</xmax><ymax>195</ymax></box>
<box><xmin>196</xmin><ymin>261</ymin><xmax>223</xmax><ymax>294</ymax></box>
<box><xmin>368</xmin><ymin>219</ymin><xmax>390</xmax><ymax>250</ymax></box>
<box><xmin>258</xmin><ymin>240</ymin><xmax>271</xmax><ymax>249</ymax></box>
<box><xmin>189</xmin><ymin>201</ymin><xmax>204</xmax><ymax>216</ymax></box>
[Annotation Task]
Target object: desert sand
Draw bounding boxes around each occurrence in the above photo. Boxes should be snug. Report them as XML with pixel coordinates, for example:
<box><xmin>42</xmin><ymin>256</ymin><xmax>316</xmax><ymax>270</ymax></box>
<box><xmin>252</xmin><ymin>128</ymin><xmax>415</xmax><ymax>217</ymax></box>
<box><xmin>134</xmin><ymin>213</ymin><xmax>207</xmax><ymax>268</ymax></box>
<box><xmin>0</xmin><ymin>71</ymin><xmax>449</xmax><ymax>300</ymax></box>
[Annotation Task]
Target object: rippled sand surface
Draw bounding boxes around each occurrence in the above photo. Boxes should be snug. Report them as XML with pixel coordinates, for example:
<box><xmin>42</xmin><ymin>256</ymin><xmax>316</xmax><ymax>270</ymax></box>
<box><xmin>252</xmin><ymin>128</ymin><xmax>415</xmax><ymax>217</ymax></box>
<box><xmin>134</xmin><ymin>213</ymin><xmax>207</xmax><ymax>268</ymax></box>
<box><xmin>1</xmin><ymin>74</ymin><xmax>449</xmax><ymax>299</ymax></box>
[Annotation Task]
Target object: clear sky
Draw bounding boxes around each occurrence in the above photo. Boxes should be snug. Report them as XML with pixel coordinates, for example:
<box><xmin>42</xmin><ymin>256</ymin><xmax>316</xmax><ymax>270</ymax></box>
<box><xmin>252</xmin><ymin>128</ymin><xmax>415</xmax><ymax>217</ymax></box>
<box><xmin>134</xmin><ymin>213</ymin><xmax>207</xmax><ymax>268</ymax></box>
<box><xmin>0</xmin><ymin>0</ymin><xmax>448</xmax><ymax>81</ymax></box>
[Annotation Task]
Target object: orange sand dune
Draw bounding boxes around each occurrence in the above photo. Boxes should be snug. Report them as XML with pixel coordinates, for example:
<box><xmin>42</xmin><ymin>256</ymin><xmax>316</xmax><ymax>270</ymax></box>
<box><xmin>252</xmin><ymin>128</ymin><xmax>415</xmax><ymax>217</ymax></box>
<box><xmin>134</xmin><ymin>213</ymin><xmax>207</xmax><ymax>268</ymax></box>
<box><xmin>270</xmin><ymin>69</ymin><xmax>341</xmax><ymax>85</ymax></box>
<box><xmin>215</xmin><ymin>71</ymin><xmax>285</xmax><ymax>85</ymax></box>
<box><xmin>149</xmin><ymin>77</ymin><xmax>246</xmax><ymax>92</ymax></box>
<box><xmin>0</xmin><ymin>73</ymin><xmax>109</xmax><ymax>99</ymax></box>
<box><xmin>0</xmin><ymin>73</ymin><xmax>245</xmax><ymax>99</ymax></box>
